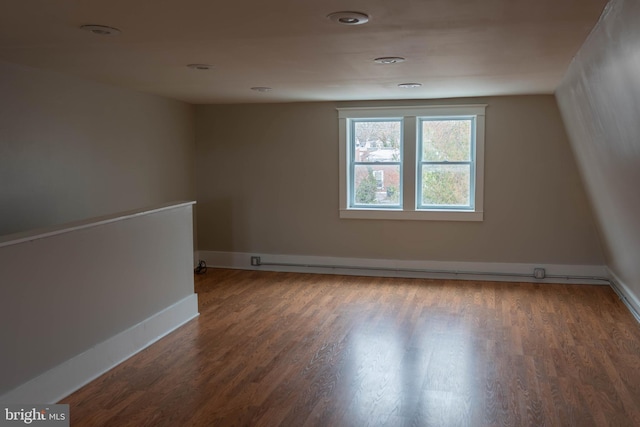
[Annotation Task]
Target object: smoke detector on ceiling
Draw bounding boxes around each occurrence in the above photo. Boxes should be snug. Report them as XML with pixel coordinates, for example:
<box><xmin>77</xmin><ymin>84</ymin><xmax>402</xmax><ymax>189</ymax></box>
<box><xmin>187</xmin><ymin>64</ymin><xmax>214</xmax><ymax>70</ymax></box>
<box><xmin>327</xmin><ymin>11</ymin><xmax>370</xmax><ymax>25</ymax></box>
<box><xmin>80</xmin><ymin>25</ymin><xmax>121</xmax><ymax>36</ymax></box>
<box><xmin>398</xmin><ymin>83</ymin><xmax>422</xmax><ymax>88</ymax></box>
<box><xmin>374</xmin><ymin>57</ymin><xmax>406</xmax><ymax>64</ymax></box>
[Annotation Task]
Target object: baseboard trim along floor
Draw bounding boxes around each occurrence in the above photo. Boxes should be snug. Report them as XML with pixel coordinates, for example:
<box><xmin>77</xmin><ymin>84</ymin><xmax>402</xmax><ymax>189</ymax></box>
<box><xmin>0</xmin><ymin>294</ymin><xmax>199</xmax><ymax>404</ymax></box>
<box><xmin>198</xmin><ymin>250</ymin><xmax>609</xmax><ymax>285</ymax></box>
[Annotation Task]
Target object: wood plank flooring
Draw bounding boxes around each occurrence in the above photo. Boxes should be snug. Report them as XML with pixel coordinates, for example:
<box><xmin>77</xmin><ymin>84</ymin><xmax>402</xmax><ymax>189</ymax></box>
<box><xmin>61</xmin><ymin>269</ymin><xmax>640</xmax><ymax>426</ymax></box>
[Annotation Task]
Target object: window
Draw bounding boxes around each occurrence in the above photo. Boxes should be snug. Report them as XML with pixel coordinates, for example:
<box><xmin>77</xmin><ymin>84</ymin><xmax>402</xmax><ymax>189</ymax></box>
<box><xmin>338</xmin><ymin>105</ymin><xmax>486</xmax><ymax>221</ymax></box>
<box><xmin>418</xmin><ymin>117</ymin><xmax>474</xmax><ymax>209</ymax></box>
<box><xmin>351</xmin><ymin>119</ymin><xmax>402</xmax><ymax>207</ymax></box>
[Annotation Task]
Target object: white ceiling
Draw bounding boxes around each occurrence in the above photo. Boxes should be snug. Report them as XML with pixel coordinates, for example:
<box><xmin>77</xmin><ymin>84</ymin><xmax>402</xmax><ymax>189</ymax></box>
<box><xmin>0</xmin><ymin>0</ymin><xmax>608</xmax><ymax>104</ymax></box>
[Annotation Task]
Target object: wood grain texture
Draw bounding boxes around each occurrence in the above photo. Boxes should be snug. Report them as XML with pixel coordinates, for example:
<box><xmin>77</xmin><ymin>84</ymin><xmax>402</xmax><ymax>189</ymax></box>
<box><xmin>61</xmin><ymin>269</ymin><xmax>640</xmax><ymax>426</ymax></box>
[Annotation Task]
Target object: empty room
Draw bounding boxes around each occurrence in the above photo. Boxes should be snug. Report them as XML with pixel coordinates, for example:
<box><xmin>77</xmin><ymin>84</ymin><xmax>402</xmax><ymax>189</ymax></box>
<box><xmin>1</xmin><ymin>0</ymin><xmax>639</xmax><ymax>425</ymax></box>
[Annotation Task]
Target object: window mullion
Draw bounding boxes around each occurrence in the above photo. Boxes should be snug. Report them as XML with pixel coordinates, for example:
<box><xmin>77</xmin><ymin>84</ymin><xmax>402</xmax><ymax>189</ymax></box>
<box><xmin>421</xmin><ymin>161</ymin><xmax>471</xmax><ymax>165</ymax></box>
<box><xmin>354</xmin><ymin>162</ymin><xmax>402</xmax><ymax>166</ymax></box>
<box><xmin>402</xmin><ymin>116</ymin><xmax>416</xmax><ymax>211</ymax></box>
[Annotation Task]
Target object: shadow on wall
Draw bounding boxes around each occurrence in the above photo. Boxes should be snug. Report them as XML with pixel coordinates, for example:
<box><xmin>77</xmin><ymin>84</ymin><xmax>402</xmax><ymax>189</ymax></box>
<box><xmin>0</xmin><ymin>193</ymin><xmax>63</xmax><ymax>237</ymax></box>
<box><xmin>196</xmin><ymin>197</ymin><xmax>238</xmax><ymax>251</ymax></box>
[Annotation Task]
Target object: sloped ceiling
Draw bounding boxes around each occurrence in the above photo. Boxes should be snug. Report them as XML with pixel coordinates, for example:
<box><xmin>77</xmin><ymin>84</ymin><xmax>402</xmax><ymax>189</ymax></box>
<box><xmin>0</xmin><ymin>0</ymin><xmax>608</xmax><ymax>103</ymax></box>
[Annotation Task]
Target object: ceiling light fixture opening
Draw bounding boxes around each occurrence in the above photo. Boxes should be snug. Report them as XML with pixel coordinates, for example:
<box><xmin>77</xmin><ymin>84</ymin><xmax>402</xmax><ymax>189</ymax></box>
<box><xmin>327</xmin><ymin>11</ymin><xmax>370</xmax><ymax>25</ymax></box>
<box><xmin>398</xmin><ymin>82</ymin><xmax>422</xmax><ymax>88</ymax></box>
<box><xmin>374</xmin><ymin>57</ymin><xmax>406</xmax><ymax>64</ymax></box>
<box><xmin>80</xmin><ymin>25</ymin><xmax>121</xmax><ymax>36</ymax></box>
<box><xmin>187</xmin><ymin>64</ymin><xmax>214</xmax><ymax>70</ymax></box>
<box><xmin>251</xmin><ymin>87</ymin><xmax>272</xmax><ymax>92</ymax></box>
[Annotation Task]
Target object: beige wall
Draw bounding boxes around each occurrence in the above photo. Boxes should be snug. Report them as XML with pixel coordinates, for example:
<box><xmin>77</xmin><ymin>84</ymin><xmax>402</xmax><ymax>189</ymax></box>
<box><xmin>0</xmin><ymin>203</ymin><xmax>197</xmax><ymax>400</ymax></box>
<box><xmin>195</xmin><ymin>95</ymin><xmax>604</xmax><ymax>265</ymax></box>
<box><xmin>556</xmin><ymin>0</ymin><xmax>640</xmax><ymax>301</ymax></box>
<box><xmin>0</xmin><ymin>61</ymin><xmax>195</xmax><ymax>236</ymax></box>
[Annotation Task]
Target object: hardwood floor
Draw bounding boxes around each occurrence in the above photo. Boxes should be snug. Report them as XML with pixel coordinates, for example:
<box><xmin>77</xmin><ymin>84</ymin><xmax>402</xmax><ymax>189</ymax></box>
<box><xmin>61</xmin><ymin>269</ymin><xmax>640</xmax><ymax>426</ymax></box>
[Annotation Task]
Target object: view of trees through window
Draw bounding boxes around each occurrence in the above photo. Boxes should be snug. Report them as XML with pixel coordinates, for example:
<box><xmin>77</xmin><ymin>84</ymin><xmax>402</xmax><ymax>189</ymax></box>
<box><xmin>420</xmin><ymin>119</ymin><xmax>472</xmax><ymax>207</ymax></box>
<box><xmin>350</xmin><ymin>117</ymin><xmax>474</xmax><ymax>208</ymax></box>
<box><xmin>353</xmin><ymin>120</ymin><xmax>401</xmax><ymax>206</ymax></box>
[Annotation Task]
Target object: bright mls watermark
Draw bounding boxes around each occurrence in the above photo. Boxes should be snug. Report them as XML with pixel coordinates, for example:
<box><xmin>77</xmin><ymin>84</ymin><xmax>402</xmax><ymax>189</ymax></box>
<box><xmin>1</xmin><ymin>405</ymin><xmax>68</xmax><ymax>426</ymax></box>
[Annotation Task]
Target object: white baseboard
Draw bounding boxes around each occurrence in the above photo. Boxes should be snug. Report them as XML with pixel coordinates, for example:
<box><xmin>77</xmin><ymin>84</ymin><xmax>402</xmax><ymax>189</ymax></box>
<box><xmin>608</xmin><ymin>268</ymin><xmax>640</xmax><ymax>323</ymax></box>
<box><xmin>0</xmin><ymin>294</ymin><xmax>199</xmax><ymax>404</ymax></box>
<box><xmin>199</xmin><ymin>250</ymin><xmax>609</xmax><ymax>285</ymax></box>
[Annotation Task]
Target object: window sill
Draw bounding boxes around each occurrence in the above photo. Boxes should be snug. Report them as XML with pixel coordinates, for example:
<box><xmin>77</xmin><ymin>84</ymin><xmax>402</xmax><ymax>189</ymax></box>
<box><xmin>339</xmin><ymin>209</ymin><xmax>483</xmax><ymax>221</ymax></box>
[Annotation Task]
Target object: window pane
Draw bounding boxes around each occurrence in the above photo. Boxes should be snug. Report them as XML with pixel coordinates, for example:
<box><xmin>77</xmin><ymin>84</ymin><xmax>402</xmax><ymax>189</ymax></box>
<box><xmin>353</xmin><ymin>165</ymin><xmax>400</xmax><ymax>206</ymax></box>
<box><xmin>421</xmin><ymin>164</ymin><xmax>470</xmax><ymax>207</ymax></box>
<box><xmin>421</xmin><ymin>119</ymin><xmax>471</xmax><ymax>162</ymax></box>
<box><xmin>354</xmin><ymin>120</ymin><xmax>401</xmax><ymax>162</ymax></box>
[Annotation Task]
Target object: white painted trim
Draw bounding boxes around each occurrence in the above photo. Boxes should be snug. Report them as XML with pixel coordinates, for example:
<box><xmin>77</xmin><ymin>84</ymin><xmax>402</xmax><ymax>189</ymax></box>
<box><xmin>339</xmin><ymin>209</ymin><xmax>484</xmax><ymax>221</ymax></box>
<box><xmin>607</xmin><ymin>268</ymin><xmax>640</xmax><ymax>323</ymax></box>
<box><xmin>402</xmin><ymin>117</ymin><xmax>416</xmax><ymax>210</ymax></box>
<box><xmin>337</xmin><ymin>104</ymin><xmax>488</xmax><ymax>118</ymax></box>
<box><xmin>473</xmin><ymin>112</ymin><xmax>486</xmax><ymax>215</ymax></box>
<box><xmin>0</xmin><ymin>201</ymin><xmax>196</xmax><ymax>248</ymax></box>
<box><xmin>338</xmin><ymin>117</ymin><xmax>348</xmax><ymax>212</ymax></box>
<box><xmin>0</xmin><ymin>294</ymin><xmax>199</xmax><ymax>404</ymax></box>
<box><xmin>200</xmin><ymin>251</ymin><xmax>608</xmax><ymax>285</ymax></box>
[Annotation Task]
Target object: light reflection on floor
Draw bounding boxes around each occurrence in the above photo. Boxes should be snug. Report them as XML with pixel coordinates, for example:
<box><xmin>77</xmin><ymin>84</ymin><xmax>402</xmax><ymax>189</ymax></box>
<box><xmin>344</xmin><ymin>313</ymin><xmax>475</xmax><ymax>425</ymax></box>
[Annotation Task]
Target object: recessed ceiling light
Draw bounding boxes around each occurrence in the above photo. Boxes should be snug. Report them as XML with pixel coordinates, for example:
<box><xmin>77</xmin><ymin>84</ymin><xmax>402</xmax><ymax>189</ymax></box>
<box><xmin>80</xmin><ymin>25</ymin><xmax>121</xmax><ymax>36</ymax></box>
<box><xmin>327</xmin><ymin>11</ymin><xmax>370</xmax><ymax>25</ymax></box>
<box><xmin>251</xmin><ymin>87</ymin><xmax>272</xmax><ymax>92</ymax></box>
<box><xmin>374</xmin><ymin>57</ymin><xmax>406</xmax><ymax>64</ymax></box>
<box><xmin>187</xmin><ymin>64</ymin><xmax>214</xmax><ymax>70</ymax></box>
<box><xmin>398</xmin><ymin>82</ymin><xmax>422</xmax><ymax>88</ymax></box>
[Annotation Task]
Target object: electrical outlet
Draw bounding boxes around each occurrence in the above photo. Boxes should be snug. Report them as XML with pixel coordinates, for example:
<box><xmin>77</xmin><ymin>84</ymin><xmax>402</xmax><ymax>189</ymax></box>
<box><xmin>251</xmin><ymin>256</ymin><xmax>261</xmax><ymax>266</ymax></box>
<box><xmin>533</xmin><ymin>268</ymin><xmax>546</xmax><ymax>279</ymax></box>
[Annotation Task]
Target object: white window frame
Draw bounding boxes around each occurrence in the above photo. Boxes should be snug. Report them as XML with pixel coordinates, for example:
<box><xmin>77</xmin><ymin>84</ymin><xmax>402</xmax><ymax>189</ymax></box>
<box><xmin>338</xmin><ymin>105</ymin><xmax>486</xmax><ymax>221</ymax></box>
